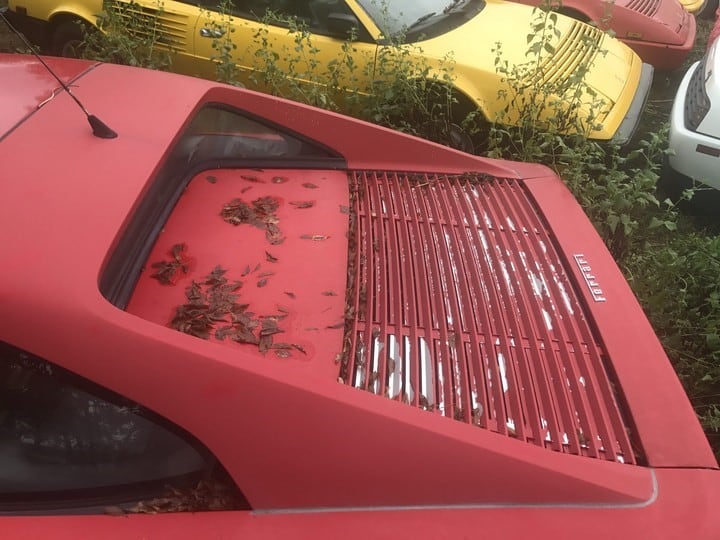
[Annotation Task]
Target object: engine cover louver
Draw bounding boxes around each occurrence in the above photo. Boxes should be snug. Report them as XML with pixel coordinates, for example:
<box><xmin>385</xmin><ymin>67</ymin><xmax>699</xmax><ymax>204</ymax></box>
<box><xmin>340</xmin><ymin>171</ymin><xmax>639</xmax><ymax>464</ymax></box>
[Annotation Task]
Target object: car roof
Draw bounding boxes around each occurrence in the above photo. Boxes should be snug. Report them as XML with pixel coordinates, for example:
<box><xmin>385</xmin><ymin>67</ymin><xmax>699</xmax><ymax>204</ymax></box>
<box><xmin>0</xmin><ymin>54</ymin><xmax>94</xmax><ymax>138</ymax></box>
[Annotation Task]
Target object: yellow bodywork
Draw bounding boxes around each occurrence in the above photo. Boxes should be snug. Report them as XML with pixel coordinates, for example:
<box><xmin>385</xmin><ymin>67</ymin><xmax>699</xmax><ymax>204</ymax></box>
<box><xmin>10</xmin><ymin>0</ymin><xmax>644</xmax><ymax>141</ymax></box>
<box><xmin>676</xmin><ymin>0</ymin><xmax>706</xmax><ymax>14</ymax></box>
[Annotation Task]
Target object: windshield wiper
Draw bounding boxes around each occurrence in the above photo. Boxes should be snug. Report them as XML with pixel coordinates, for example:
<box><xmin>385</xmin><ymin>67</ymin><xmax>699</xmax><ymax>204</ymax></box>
<box><xmin>405</xmin><ymin>12</ymin><xmax>437</xmax><ymax>32</ymax></box>
<box><xmin>443</xmin><ymin>0</ymin><xmax>470</xmax><ymax>13</ymax></box>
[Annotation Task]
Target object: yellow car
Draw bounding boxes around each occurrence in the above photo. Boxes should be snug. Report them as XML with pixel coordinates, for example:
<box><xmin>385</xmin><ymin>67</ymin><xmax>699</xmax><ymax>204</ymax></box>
<box><xmin>6</xmin><ymin>0</ymin><xmax>653</xmax><ymax>144</ymax></box>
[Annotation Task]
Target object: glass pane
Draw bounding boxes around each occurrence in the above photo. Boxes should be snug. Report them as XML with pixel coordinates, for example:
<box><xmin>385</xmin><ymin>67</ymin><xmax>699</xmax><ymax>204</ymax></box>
<box><xmin>171</xmin><ymin>105</ymin><xmax>337</xmax><ymax>166</ymax></box>
<box><xmin>0</xmin><ymin>343</ymin><xmax>208</xmax><ymax>494</ymax></box>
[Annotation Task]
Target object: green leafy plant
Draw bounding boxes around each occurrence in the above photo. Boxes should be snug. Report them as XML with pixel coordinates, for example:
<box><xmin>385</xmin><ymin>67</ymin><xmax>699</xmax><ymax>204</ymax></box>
<box><xmin>81</xmin><ymin>0</ymin><xmax>173</xmax><ymax>70</ymax></box>
<box><xmin>204</xmin><ymin>0</ymin><xmax>242</xmax><ymax>85</ymax></box>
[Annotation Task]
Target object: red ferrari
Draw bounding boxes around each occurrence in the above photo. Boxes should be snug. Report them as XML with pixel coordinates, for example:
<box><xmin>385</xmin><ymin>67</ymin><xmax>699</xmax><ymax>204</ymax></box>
<box><xmin>516</xmin><ymin>0</ymin><xmax>696</xmax><ymax>71</ymax></box>
<box><xmin>0</xmin><ymin>52</ymin><xmax>717</xmax><ymax>538</ymax></box>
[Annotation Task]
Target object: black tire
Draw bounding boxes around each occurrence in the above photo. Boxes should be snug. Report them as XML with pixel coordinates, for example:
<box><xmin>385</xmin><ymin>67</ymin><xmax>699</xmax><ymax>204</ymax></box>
<box><xmin>51</xmin><ymin>20</ymin><xmax>85</xmax><ymax>58</ymax></box>
<box><xmin>420</xmin><ymin>120</ymin><xmax>475</xmax><ymax>153</ymax></box>
<box><xmin>697</xmin><ymin>0</ymin><xmax>719</xmax><ymax>20</ymax></box>
<box><xmin>557</xmin><ymin>8</ymin><xmax>591</xmax><ymax>23</ymax></box>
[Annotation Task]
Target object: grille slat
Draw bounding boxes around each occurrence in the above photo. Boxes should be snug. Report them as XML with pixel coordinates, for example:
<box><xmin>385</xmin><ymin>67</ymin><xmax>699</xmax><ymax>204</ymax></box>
<box><xmin>111</xmin><ymin>2</ymin><xmax>188</xmax><ymax>48</ymax></box>
<box><xmin>342</xmin><ymin>172</ymin><xmax>639</xmax><ymax>464</ymax></box>
<box><xmin>488</xmin><ymin>179</ymin><xmax>586</xmax><ymax>454</ymax></box>
<box><xmin>626</xmin><ymin>0</ymin><xmax>660</xmax><ymax>17</ymax></box>
<box><xmin>539</xmin><ymin>23</ymin><xmax>603</xmax><ymax>87</ymax></box>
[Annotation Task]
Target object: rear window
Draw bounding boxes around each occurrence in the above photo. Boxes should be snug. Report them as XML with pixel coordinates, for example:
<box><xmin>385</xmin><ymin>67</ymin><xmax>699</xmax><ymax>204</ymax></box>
<box><xmin>100</xmin><ymin>104</ymin><xmax>343</xmax><ymax>308</ymax></box>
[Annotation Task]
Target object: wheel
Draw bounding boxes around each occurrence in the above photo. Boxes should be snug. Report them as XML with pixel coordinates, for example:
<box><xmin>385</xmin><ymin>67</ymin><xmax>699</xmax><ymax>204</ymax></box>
<box><xmin>419</xmin><ymin>85</ymin><xmax>477</xmax><ymax>153</ymax></box>
<box><xmin>557</xmin><ymin>8</ymin><xmax>591</xmax><ymax>23</ymax></box>
<box><xmin>420</xmin><ymin>119</ymin><xmax>474</xmax><ymax>153</ymax></box>
<box><xmin>51</xmin><ymin>20</ymin><xmax>86</xmax><ymax>57</ymax></box>
<box><xmin>697</xmin><ymin>0</ymin><xmax>719</xmax><ymax>20</ymax></box>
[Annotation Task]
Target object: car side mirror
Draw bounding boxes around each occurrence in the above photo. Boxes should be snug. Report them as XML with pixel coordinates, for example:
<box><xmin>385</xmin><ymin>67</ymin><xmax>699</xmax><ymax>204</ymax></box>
<box><xmin>326</xmin><ymin>13</ymin><xmax>359</xmax><ymax>38</ymax></box>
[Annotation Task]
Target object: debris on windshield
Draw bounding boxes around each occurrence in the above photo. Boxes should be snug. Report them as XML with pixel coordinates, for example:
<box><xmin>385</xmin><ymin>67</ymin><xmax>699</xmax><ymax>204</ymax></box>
<box><xmin>220</xmin><ymin>196</ymin><xmax>285</xmax><ymax>245</ymax></box>
<box><xmin>169</xmin><ymin>265</ymin><xmax>295</xmax><ymax>355</ymax></box>
<box><xmin>150</xmin><ymin>243</ymin><xmax>193</xmax><ymax>285</ymax></box>
<box><xmin>121</xmin><ymin>479</ymin><xmax>245</xmax><ymax>514</ymax></box>
<box><xmin>290</xmin><ymin>200</ymin><xmax>315</xmax><ymax>209</ymax></box>
<box><xmin>265</xmin><ymin>251</ymin><xmax>278</xmax><ymax>263</ymax></box>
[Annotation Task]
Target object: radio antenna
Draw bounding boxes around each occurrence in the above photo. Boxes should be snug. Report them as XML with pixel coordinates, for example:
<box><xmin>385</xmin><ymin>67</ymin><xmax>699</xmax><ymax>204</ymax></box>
<box><xmin>0</xmin><ymin>8</ymin><xmax>117</xmax><ymax>139</ymax></box>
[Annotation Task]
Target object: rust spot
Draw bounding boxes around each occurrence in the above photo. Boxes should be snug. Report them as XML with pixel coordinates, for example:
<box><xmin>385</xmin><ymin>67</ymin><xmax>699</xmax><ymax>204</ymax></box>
<box><xmin>206</xmin><ymin>175</ymin><xmax>217</xmax><ymax>184</ymax></box>
<box><xmin>302</xmin><ymin>182</ymin><xmax>319</xmax><ymax>189</ymax></box>
<box><xmin>326</xmin><ymin>322</ymin><xmax>344</xmax><ymax>330</ymax></box>
<box><xmin>321</xmin><ymin>291</ymin><xmax>337</xmax><ymax>296</ymax></box>
<box><xmin>284</xmin><ymin>291</ymin><xmax>296</xmax><ymax>299</ymax></box>
<box><xmin>240</xmin><ymin>186</ymin><xmax>253</xmax><ymax>194</ymax></box>
<box><xmin>265</xmin><ymin>251</ymin><xmax>278</xmax><ymax>263</ymax></box>
<box><xmin>300</xmin><ymin>234</ymin><xmax>330</xmax><ymax>241</ymax></box>
<box><xmin>272</xmin><ymin>176</ymin><xmax>289</xmax><ymax>184</ymax></box>
<box><xmin>257</xmin><ymin>278</ymin><xmax>268</xmax><ymax>288</ymax></box>
<box><xmin>339</xmin><ymin>205</ymin><xmax>349</xmax><ymax>214</ymax></box>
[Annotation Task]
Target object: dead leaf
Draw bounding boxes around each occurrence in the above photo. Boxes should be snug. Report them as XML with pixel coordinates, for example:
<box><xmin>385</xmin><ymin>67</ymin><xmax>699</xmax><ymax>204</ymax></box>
<box><xmin>150</xmin><ymin>243</ymin><xmax>193</xmax><ymax>285</ymax></box>
<box><xmin>241</xmin><ymin>175</ymin><xmax>264</xmax><ymax>183</ymax></box>
<box><xmin>290</xmin><ymin>200</ymin><xmax>315</xmax><ymax>209</ymax></box>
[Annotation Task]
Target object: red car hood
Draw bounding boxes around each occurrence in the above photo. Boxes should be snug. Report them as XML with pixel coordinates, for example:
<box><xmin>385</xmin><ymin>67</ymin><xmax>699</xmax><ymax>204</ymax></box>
<box><xmin>615</xmin><ymin>0</ymin><xmax>692</xmax><ymax>44</ymax></box>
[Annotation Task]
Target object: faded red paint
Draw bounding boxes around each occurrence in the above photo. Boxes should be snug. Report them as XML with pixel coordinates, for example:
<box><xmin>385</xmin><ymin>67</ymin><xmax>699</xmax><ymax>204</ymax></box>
<box><xmin>1</xmin><ymin>53</ymin><xmax>718</xmax><ymax>538</ymax></box>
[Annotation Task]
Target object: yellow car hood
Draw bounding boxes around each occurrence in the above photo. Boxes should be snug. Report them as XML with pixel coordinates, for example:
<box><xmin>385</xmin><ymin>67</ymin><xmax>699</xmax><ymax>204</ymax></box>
<box><xmin>413</xmin><ymin>1</ymin><xmax>639</xmax><ymax>133</ymax></box>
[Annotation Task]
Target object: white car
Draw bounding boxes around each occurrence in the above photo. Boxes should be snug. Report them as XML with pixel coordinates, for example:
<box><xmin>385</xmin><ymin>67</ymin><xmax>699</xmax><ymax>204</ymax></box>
<box><xmin>667</xmin><ymin>37</ymin><xmax>720</xmax><ymax>199</ymax></box>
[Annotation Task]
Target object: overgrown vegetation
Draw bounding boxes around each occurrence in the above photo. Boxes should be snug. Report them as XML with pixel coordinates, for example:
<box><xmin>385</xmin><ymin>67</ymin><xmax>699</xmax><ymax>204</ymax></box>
<box><xmin>81</xmin><ymin>0</ymin><xmax>172</xmax><ymax>70</ymax></box>
<box><xmin>78</xmin><ymin>0</ymin><xmax>720</xmax><ymax>457</ymax></box>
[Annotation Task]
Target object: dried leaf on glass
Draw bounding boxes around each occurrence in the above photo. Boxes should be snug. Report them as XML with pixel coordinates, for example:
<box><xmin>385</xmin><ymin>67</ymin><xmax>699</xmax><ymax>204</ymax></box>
<box><xmin>150</xmin><ymin>243</ymin><xmax>194</xmax><ymax>285</ymax></box>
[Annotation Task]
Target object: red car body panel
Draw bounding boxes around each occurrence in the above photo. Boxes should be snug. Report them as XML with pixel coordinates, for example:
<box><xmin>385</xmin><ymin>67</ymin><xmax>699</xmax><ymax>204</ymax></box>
<box><xmin>1</xmin><ymin>469</ymin><xmax>720</xmax><ymax>539</ymax></box>
<box><xmin>517</xmin><ymin>0</ymin><xmax>696</xmax><ymax>70</ymax></box>
<box><xmin>0</xmin><ymin>54</ymin><xmax>717</xmax><ymax>537</ymax></box>
<box><xmin>0</xmin><ymin>54</ymin><xmax>93</xmax><ymax>136</ymax></box>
